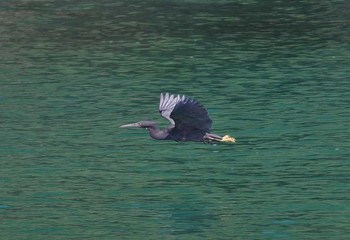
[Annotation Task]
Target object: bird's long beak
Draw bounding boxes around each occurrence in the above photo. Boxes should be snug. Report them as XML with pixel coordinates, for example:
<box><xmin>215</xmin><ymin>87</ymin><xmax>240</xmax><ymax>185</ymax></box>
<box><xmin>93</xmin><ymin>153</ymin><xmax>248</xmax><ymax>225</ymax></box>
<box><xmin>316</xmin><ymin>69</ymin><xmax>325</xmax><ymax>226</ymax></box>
<box><xmin>120</xmin><ymin>122</ymin><xmax>140</xmax><ymax>128</ymax></box>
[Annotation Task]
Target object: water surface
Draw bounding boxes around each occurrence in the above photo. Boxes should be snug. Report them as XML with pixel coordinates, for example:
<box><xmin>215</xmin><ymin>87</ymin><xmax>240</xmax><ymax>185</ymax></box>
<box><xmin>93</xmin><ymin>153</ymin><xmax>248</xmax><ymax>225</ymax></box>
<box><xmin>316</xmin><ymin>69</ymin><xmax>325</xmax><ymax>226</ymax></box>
<box><xmin>1</xmin><ymin>0</ymin><xmax>349</xmax><ymax>239</ymax></box>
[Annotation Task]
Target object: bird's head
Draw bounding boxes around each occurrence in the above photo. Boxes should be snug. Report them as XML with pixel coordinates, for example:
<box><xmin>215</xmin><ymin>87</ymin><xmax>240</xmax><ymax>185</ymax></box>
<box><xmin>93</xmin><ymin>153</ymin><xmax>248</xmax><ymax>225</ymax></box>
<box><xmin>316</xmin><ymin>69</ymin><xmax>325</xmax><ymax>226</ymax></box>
<box><xmin>120</xmin><ymin>121</ymin><xmax>157</xmax><ymax>130</ymax></box>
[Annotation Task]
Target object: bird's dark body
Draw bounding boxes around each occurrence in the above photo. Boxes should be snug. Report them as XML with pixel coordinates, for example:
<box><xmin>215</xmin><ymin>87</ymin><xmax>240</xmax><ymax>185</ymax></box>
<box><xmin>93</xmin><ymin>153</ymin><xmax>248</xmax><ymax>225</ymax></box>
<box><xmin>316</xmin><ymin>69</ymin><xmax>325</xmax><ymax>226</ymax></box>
<box><xmin>120</xmin><ymin>93</ymin><xmax>234</xmax><ymax>143</ymax></box>
<box><xmin>167</xmin><ymin>128</ymin><xmax>206</xmax><ymax>142</ymax></box>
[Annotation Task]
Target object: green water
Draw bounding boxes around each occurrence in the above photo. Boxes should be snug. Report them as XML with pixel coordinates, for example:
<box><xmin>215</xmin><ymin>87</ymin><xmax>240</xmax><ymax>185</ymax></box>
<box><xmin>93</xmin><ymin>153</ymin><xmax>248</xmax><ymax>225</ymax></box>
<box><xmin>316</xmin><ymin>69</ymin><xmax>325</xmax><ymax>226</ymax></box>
<box><xmin>1</xmin><ymin>0</ymin><xmax>349</xmax><ymax>239</ymax></box>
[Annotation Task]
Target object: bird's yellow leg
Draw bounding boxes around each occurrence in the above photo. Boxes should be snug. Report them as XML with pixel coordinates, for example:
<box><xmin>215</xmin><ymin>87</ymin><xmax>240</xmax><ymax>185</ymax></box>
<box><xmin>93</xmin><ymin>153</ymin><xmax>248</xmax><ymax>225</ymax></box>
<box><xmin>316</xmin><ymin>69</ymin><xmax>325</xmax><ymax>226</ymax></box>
<box><xmin>204</xmin><ymin>133</ymin><xmax>236</xmax><ymax>143</ymax></box>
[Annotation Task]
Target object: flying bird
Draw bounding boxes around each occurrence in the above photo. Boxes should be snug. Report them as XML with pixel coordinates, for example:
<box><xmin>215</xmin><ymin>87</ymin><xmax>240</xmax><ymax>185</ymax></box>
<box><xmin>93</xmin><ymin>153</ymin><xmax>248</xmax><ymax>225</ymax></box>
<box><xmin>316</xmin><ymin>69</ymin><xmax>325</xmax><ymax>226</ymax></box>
<box><xmin>120</xmin><ymin>93</ymin><xmax>235</xmax><ymax>143</ymax></box>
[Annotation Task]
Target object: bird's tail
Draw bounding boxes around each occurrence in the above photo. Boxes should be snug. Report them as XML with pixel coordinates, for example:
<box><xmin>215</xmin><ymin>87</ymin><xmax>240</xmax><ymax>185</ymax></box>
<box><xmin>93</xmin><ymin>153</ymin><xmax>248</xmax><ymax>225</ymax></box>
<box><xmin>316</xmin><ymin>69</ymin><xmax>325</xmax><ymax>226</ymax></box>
<box><xmin>204</xmin><ymin>133</ymin><xmax>236</xmax><ymax>143</ymax></box>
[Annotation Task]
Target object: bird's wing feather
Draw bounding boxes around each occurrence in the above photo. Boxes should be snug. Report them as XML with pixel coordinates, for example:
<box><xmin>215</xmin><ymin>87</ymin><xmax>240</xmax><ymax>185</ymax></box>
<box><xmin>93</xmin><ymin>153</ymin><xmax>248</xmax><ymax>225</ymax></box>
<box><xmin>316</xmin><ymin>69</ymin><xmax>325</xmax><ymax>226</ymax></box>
<box><xmin>170</xmin><ymin>95</ymin><xmax>212</xmax><ymax>133</ymax></box>
<box><xmin>159</xmin><ymin>93</ymin><xmax>184</xmax><ymax>125</ymax></box>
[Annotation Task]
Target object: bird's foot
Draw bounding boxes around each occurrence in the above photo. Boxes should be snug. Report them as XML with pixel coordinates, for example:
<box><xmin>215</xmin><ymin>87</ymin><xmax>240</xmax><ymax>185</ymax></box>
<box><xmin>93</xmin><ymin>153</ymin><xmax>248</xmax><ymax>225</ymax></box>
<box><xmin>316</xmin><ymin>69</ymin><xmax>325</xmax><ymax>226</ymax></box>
<box><xmin>221</xmin><ymin>135</ymin><xmax>236</xmax><ymax>143</ymax></box>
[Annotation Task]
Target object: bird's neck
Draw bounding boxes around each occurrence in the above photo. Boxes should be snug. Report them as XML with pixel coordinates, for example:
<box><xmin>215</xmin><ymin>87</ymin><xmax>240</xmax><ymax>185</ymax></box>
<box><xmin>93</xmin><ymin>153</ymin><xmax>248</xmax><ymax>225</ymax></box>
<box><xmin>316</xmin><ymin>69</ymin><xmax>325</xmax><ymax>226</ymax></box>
<box><xmin>147</xmin><ymin>126</ymin><xmax>169</xmax><ymax>140</ymax></box>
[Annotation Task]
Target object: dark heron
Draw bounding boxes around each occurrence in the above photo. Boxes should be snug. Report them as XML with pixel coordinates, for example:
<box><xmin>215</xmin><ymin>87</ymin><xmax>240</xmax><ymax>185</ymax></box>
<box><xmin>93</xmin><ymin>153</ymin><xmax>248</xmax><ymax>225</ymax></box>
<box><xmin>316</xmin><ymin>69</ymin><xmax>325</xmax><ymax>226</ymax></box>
<box><xmin>120</xmin><ymin>93</ymin><xmax>235</xmax><ymax>143</ymax></box>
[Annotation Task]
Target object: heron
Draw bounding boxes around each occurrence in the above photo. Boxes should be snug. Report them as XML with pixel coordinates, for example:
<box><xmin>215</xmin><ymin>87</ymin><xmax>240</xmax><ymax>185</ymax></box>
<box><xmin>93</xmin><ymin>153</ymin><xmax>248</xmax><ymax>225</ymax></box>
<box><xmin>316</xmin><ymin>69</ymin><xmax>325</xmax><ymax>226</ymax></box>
<box><xmin>120</xmin><ymin>93</ymin><xmax>235</xmax><ymax>143</ymax></box>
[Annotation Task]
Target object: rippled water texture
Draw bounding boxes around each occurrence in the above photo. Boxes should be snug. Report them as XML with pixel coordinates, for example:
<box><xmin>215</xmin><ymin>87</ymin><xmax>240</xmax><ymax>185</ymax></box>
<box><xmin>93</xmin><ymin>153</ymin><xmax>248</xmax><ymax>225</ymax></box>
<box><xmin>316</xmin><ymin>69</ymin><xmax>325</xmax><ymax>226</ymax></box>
<box><xmin>1</xmin><ymin>0</ymin><xmax>349</xmax><ymax>239</ymax></box>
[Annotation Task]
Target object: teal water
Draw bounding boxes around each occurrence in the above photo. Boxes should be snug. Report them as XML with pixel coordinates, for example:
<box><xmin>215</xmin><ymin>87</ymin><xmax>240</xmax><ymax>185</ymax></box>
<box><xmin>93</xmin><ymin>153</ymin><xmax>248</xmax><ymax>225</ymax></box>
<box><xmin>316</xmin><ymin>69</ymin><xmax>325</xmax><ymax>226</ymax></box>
<box><xmin>1</xmin><ymin>0</ymin><xmax>349</xmax><ymax>239</ymax></box>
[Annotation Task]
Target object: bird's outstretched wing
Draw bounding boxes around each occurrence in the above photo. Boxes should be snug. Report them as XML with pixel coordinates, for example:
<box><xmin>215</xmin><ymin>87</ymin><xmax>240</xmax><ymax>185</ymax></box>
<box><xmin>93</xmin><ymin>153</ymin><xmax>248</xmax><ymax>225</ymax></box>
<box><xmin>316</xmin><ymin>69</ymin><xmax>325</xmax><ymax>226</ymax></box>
<box><xmin>159</xmin><ymin>93</ymin><xmax>212</xmax><ymax>134</ymax></box>
<box><xmin>171</xmin><ymin>95</ymin><xmax>212</xmax><ymax>133</ymax></box>
<box><xmin>159</xmin><ymin>93</ymin><xmax>185</xmax><ymax>125</ymax></box>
